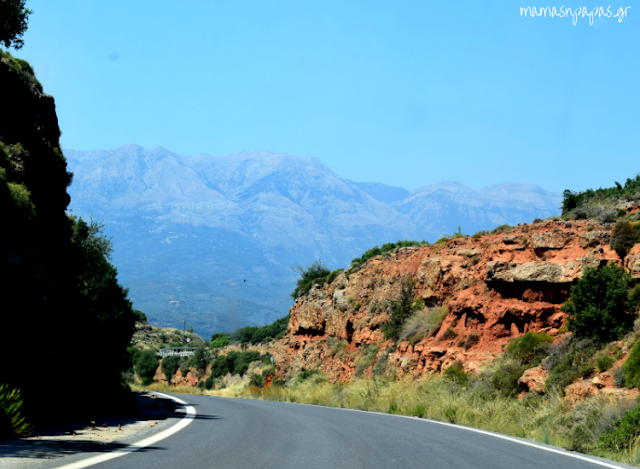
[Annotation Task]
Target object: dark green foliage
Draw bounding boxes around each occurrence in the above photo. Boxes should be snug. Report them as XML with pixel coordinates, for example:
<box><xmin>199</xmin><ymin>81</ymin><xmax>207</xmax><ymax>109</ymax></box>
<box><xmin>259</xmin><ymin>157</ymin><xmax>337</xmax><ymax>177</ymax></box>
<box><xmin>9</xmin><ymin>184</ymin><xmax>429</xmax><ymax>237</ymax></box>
<box><xmin>382</xmin><ymin>280</ymin><xmax>414</xmax><ymax>340</ymax></box>
<box><xmin>1</xmin><ymin>55</ymin><xmax>138</xmax><ymax>427</ymax></box>
<box><xmin>350</xmin><ymin>240</ymin><xmax>429</xmax><ymax>265</ymax></box>
<box><xmin>545</xmin><ymin>338</ymin><xmax>598</xmax><ymax>392</ymax></box>
<box><xmin>598</xmin><ymin>405</ymin><xmax>640</xmax><ymax>451</ymax></box>
<box><xmin>161</xmin><ymin>355</ymin><xmax>181</xmax><ymax>381</ymax></box>
<box><xmin>209</xmin><ymin>333</ymin><xmax>230</xmax><ymax>349</ymax></box>
<box><xmin>490</xmin><ymin>331</ymin><xmax>554</xmax><ymax>396</ymax></box>
<box><xmin>291</xmin><ymin>260</ymin><xmax>332</xmax><ymax>298</ymax></box>
<box><xmin>133</xmin><ymin>310</ymin><xmax>147</xmax><ymax>322</ymax></box>
<box><xmin>505</xmin><ymin>332</ymin><xmax>553</xmax><ymax>365</ymax></box>
<box><xmin>126</xmin><ymin>346</ymin><xmax>141</xmax><ymax>369</ymax></box>
<box><xmin>136</xmin><ymin>350</ymin><xmax>159</xmax><ymax>386</ymax></box>
<box><xmin>210</xmin><ymin>351</ymin><xmax>262</xmax><ymax>378</ymax></box>
<box><xmin>610</xmin><ymin>220</ymin><xmax>639</xmax><ymax>257</ymax></box>
<box><xmin>596</xmin><ymin>356</ymin><xmax>615</xmax><ymax>373</ymax></box>
<box><xmin>441</xmin><ymin>327</ymin><xmax>457</xmax><ymax>340</ymax></box>
<box><xmin>562</xmin><ymin>264</ymin><xmax>634</xmax><ymax>344</ymax></box>
<box><xmin>491</xmin><ymin>224</ymin><xmax>512</xmax><ymax>234</ymax></box>
<box><xmin>187</xmin><ymin>345</ymin><xmax>211</xmax><ymax>373</ymax></box>
<box><xmin>250</xmin><ymin>374</ymin><xmax>265</xmax><ymax>387</ymax></box>
<box><xmin>0</xmin><ymin>384</ymin><xmax>31</xmax><ymax>439</ymax></box>
<box><xmin>204</xmin><ymin>377</ymin><xmax>215</xmax><ymax>390</ymax></box>
<box><xmin>296</xmin><ymin>367</ymin><xmax>318</xmax><ymax>382</ymax></box>
<box><xmin>229</xmin><ymin>315</ymin><xmax>290</xmax><ymax>345</ymax></box>
<box><xmin>491</xmin><ymin>360</ymin><xmax>525</xmax><ymax>397</ymax></box>
<box><xmin>622</xmin><ymin>340</ymin><xmax>640</xmax><ymax>388</ymax></box>
<box><xmin>0</xmin><ymin>0</ymin><xmax>31</xmax><ymax>49</ymax></box>
<box><xmin>443</xmin><ymin>362</ymin><xmax>469</xmax><ymax>386</ymax></box>
<box><xmin>561</xmin><ymin>175</ymin><xmax>640</xmax><ymax>215</ymax></box>
<box><xmin>197</xmin><ymin>380</ymin><xmax>205</xmax><ymax>388</ymax></box>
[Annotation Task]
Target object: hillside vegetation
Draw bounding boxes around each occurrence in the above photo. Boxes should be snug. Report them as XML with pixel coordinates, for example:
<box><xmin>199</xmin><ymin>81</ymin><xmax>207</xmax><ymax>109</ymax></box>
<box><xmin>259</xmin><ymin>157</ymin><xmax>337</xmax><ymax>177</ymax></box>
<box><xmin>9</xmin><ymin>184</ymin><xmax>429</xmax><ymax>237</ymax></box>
<box><xmin>1</xmin><ymin>16</ymin><xmax>138</xmax><ymax>438</ymax></box>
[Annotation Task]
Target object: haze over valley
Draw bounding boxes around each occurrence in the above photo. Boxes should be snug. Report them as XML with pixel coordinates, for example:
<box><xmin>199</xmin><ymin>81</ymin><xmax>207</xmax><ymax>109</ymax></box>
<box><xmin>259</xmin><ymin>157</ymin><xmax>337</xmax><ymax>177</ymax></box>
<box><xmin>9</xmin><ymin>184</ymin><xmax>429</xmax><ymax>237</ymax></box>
<box><xmin>66</xmin><ymin>144</ymin><xmax>561</xmax><ymax>337</ymax></box>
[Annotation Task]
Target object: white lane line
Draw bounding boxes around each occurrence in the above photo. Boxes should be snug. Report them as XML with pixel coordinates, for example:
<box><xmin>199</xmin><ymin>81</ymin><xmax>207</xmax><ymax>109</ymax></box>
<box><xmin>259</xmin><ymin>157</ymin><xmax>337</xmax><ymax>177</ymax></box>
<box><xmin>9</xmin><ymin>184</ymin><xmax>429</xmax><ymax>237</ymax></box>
<box><xmin>255</xmin><ymin>399</ymin><xmax>627</xmax><ymax>469</ymax></box>
<box><xmin>53</xmin><ymin>393</ymin><xmax>196</xmax><ymax>469</ymax></box>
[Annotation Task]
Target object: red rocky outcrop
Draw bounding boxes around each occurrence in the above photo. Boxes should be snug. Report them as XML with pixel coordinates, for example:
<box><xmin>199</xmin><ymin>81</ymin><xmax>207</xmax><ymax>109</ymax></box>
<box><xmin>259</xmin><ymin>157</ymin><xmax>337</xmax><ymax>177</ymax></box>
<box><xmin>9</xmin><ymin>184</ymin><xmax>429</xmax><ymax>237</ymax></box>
<box><xmin>274</xmin><ymin>220</ymin><xmax>636</xmax><ymax>382</ymax></box>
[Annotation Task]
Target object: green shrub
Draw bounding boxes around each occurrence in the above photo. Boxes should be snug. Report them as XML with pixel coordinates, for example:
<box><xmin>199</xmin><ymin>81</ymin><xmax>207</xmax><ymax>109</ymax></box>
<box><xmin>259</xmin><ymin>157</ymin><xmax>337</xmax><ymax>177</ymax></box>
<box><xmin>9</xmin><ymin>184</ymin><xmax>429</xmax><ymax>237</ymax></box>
<box><xmin>491</xmin><ymin>358</ymin><xmax>525</xmax><ymax>397</ymax></box>
<box><xmin>562</xmin><ymin>264</ymin><xmax>634</xmax><ymax>344</ymax></box>
<box><xmin>296</xmin><ymin>367</ymin><xmax>319</xmax><ymax>383</ymax></box>
<box><xmin>460</xmin><ymin>332</ymin><xmax>480</xmax><ymax>350</ymax></box>
<box><xmin>443</xmin><ymin>362</ymin><xmax>469</xmax><ymax>386</ymax></box>
<box><xmin>561</xmin><ymin>176</ymin><xmax>640</xmax><ymax>215</ymax></box>
<box><xmin>291</xmin><ymin>260</ymin><xmax>332</xmax><ymax>298</ymax></box>
<box><xmin>411</xmin><ymin>404</ymin><xmax>426</xmax><ymax>417</ymax></box>
<box><xmin>545</xmin><ymin>338</ymin><xmax>598</xmax><ymax>392</ymax></box>
<box><xmin>227</xmin><ymin>315</ymin><xmax>290</xmax><ymax>345</ymax></box>
<box><xmin>610</xmin><ymin>220</ymin><xmax>639</xmax><ymax>257</ymax></box>
<box><xmin>135</xmin><ymin>350</ymin><xmax>159</xmax><ymax>386</ymax></box>
<box><xmin>623</xmin><ymin>340</ymin><xmax>640</xmax><ymax>388</ymax></box>
<box><xmin>161</xmin><ymin>355</ymin><xmax>181</xmax><ymax>382</ymax></box>
<box><xmin>350</xmin><ymin>240</ymin><xmax>429</xmax><ymax>265</ymax></box>
<box><xmin>250</xmin><ymin>373</ymin><xmax>266</xmax><ymax>387</ymax></box>
<box><xmin>197</xmin><ymin>380</ymin><xmax>205</xmax><ymax>388</ymax></box>
<box><xmin>210</xmin><ymin>351</ymin><xmax>261</xmax><ymax>378</ymax></box>
<box><xmin>598</xmin><ymin>405</ymin><xmax>640</xmax><ymax>451</ymax></box>
<box><xmin>187</xmin><ymin>345</ymin><xmax>211</xmax><ymax>373</ymax></box>
<box><xmin>210</xmin><ymin>333</ymin><xmax>230</xmax><ymax>349</ymax></box>
<box><xmin>382</xmin><ymin>280</ymin><xmax>414</xmax><ymax>340</ymax></box>
<box><xmin>505</xmin><ymin>332</ymin><xmax>552</xmax><ymax>366</ymax></box>
<box><xmin>0</xmin><ymin>384</ymin><xmax>32</xmax><ymax>439</ymax></box>
<box><xmin>204</xmin><ymin>376</ymin><xmax>215</xmax><ymax>390</ymax></box>
<box><xmin>442</xmin><ymin>327</ymin><xmax>457</xmax><ymax>340</ymax></box>
<box><xmin>596</xmin><ymin>356</ymin><xmax>615</xmax><ymax>372</ymax></box>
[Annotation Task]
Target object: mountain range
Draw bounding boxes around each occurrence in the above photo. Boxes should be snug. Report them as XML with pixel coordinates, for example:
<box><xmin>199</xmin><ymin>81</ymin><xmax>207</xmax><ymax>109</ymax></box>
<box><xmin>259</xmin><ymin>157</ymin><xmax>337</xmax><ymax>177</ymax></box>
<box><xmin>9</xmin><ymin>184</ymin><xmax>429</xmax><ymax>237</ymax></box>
<box><xmin>65</xmin><ymin>144</ymin><xmax>561</xmax><ymax>338</ymax></box>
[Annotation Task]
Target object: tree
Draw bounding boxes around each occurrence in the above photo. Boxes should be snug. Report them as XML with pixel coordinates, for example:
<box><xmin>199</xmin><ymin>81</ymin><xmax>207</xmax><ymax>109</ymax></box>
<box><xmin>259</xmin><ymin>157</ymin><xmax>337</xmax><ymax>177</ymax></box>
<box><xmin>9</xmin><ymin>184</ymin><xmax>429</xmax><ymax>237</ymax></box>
<box><xmin>189</xmin><ymin>345</ymin><xmax>211</xmax><ymax>374</ymax></box>
<box><xmin>0</xmin><ymin>0</ymin><xmax>32</xmax><ymax>50</ymax></box>
<box><xmin>562</xmin><ymin>264</ymin><xmax>634</xmax><ymax>344</ymax></box>
<box><xmin>135</xmin><ymin>350</ymin><xmax>159</xmax><ymax>385</ymax></box>
<box><xmin>382</xmin><ymin>278</ymin><xmax>414</xmax><ymax>340</ymax></box>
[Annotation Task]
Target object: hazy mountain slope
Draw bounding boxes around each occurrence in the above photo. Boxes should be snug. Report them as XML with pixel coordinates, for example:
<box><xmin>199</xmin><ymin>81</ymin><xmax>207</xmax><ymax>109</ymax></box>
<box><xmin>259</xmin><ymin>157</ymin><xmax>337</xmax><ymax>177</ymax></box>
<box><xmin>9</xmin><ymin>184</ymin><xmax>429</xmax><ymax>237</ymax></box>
<box><xmin>65</xmin><ymin>146</ymin><xmax>417</xmax><ymax>337</ymax></box>
<box><xmin>393</xmin><ymin>181</ymin><xmax>561</xmax><ymax>240</ymax></box>
<box><xmin>65</xmin><ymin>145</ymin><xmax>561</xmax><ymax>337</ymax></box>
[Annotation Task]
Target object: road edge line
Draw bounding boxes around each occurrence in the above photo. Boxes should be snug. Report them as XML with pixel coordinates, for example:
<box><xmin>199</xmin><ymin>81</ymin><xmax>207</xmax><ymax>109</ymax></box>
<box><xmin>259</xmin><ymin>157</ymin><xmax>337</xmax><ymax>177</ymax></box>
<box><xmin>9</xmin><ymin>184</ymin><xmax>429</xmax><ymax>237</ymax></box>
<box><xmin>52</xmin><ymin>392</ymin><xmax>196</xmax><ymax>469</ymax></box>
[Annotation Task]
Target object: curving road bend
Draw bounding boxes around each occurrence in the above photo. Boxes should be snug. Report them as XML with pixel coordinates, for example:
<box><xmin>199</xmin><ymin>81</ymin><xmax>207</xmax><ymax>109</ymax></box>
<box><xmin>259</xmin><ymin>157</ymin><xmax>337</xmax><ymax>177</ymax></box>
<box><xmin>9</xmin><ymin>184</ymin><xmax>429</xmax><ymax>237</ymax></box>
<box><xmin>47</xmin><ymin>394</ymin><xmax>632</xmax><ymax>469</ymax></box>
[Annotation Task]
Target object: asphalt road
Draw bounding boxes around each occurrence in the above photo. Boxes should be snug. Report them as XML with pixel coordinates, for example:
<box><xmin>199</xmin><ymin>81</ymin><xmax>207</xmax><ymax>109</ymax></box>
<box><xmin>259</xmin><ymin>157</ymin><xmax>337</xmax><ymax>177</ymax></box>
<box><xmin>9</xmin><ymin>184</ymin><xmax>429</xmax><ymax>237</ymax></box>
<box><xmin>44</xmin><ymin>394</ymin><xmax>633</xmax><ymax>469</ymax></box>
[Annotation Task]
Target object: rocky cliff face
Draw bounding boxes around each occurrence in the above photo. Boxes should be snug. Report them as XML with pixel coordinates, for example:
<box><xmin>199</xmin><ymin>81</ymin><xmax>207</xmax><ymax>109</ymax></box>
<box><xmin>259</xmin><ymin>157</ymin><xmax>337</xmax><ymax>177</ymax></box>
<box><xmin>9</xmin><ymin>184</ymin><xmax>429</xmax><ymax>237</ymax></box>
<box><xmin>274</xmin><ymin>218</ymin><xmax>640</xmax><ymax>382</ymax></box>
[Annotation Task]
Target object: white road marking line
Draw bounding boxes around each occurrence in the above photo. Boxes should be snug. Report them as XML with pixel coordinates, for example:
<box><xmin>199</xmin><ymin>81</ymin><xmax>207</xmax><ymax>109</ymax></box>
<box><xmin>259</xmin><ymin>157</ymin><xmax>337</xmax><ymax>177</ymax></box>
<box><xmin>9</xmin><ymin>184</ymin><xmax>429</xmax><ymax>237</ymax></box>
<box><xmin>250</xmin><ymin>398</ymin><xmax>628</xmax><ymax>469</ymax></box>
<box><xmin>53</xmin><ymin>393</ymin><xmax>196</xmax><ymax>469</ymax></box>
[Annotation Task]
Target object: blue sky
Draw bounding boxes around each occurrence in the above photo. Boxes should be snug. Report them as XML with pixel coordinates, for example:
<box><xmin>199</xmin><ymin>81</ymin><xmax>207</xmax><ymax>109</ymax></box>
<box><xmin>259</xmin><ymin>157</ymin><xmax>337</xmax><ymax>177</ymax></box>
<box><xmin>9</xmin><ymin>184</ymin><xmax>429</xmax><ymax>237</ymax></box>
<box><xmin>16</xmin><ymin>0</ymin><xmax>639</xmax><ymax>193</ymax></box>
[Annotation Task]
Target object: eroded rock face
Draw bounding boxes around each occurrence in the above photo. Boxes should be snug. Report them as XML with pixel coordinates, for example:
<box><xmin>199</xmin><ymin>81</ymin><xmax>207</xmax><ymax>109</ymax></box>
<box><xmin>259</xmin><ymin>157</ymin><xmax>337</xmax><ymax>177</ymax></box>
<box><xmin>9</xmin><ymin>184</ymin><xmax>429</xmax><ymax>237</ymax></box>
<box><xmin>273</xmin><ymin>220</ymin><xmax>623</xmax><ymax>382</ymax></box>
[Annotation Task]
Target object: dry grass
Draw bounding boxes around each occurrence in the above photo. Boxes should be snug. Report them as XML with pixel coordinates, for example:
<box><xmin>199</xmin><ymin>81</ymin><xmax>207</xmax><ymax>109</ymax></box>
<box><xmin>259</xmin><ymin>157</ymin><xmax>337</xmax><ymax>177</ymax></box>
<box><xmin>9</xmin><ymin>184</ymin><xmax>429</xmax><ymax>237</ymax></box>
<box><xmin>240</xmin><ymin>374</ymin><xmax>640</xmax><ymax>466</ymax></box>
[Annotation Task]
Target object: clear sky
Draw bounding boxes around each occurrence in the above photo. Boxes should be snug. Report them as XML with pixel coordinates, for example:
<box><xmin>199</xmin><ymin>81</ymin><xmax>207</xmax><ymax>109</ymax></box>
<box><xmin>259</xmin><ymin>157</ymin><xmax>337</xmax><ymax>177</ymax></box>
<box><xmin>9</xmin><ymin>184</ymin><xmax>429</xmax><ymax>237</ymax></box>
<box><xmin>15</xmin><ymin>0</ymin><xmax>639</xmax><ymax>193</ymax></box>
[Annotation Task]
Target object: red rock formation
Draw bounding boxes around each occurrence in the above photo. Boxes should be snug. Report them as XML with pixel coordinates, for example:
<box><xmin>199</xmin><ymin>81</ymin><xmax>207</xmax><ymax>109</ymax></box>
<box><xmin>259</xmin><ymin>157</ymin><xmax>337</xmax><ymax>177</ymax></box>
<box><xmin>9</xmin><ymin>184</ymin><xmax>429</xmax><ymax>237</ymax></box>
<box><xmin>274</xmin><ymin>220</ymin><xmax>638</xmax><ymax>382</ymax></box>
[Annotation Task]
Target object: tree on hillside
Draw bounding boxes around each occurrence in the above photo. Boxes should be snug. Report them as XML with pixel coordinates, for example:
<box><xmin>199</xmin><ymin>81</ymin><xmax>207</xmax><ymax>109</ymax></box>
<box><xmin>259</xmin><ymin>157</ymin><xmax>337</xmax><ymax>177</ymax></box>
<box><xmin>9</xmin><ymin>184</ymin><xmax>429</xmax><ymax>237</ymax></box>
<box><xmin>0</xmin><ymin>0</ymin><xmax>32</xmax><ymax>50</ymax></box>
<box><xmin>562</xmin><ymin>263</ymin><xmax>634</xmax><ymax>344</ymax></box>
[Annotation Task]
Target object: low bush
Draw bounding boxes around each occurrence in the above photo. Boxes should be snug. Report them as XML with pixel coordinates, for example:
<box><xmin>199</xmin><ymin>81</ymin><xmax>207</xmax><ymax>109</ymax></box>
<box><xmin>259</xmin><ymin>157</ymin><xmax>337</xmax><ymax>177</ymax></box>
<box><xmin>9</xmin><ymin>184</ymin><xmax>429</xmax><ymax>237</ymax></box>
<box><xmin>135</xmin><ymin>350</ymin><xmax>159</xmax><ymax>386</ymax></box>
<box><xmin>598</xmin><ymin>405</ymin><xmax>640</xmax><ymax>451</ymax></box>
<box><xmin>491</xmin><ymin>357</ymin><xmax>525</xmax><ymax>397</ymax></box>
<box><xmin>209</xmin><ymin>333</ymin><xmax>230</xmax><ymax>349</ymax></box>
<box><xmin>610</xmin><ymin>220</ymin><xmax>639</xmax><ymax>257</ymax></box>
<box><xmin>596</xmin><ymin>356</ymin><xmax>616</xmax><ymax>373</ymax></box>
<box><xmin>441</xmin><ymin>327</ymin><xmax>457</xmax><ymax>340</ymax></box>
<box><xmin>505</xmin><ymin>332</ymin><xmax>552</xmax><ymax>366</ymax></box>
<box><xmin>443</xmin><ymin>362</ymin><xmax>469</xmax><ymax>386</ymax></box>
<box><xmin>350</xmin><ymin>240</ymin><xmax>429</xmax><ymax>266</ymax></box>
<box><xmin>398</xmin><ymin>306</ymin><xmax>448</xmax><ymax>343</ymax></box>
<box><xmin>545</xmin><ymin>338</ymin><xmax>598</xmax><ymax>393</ymax></box>
<box><xmin>204</xmin><ymin>376</ymin><xmax>215</xmax><ymax>390</ymax></box>
<box><xmin>459</xmin><ymin>332</ymin><xmax>480</xmax><ymax>350</ymax></box>
<box><xmin>291</xmin><ymin>260</ymin><xmax>332</xmax><ymax>298</ymax></box>
<box><xmin>562</xmin><ymin>264</ymin><xmax>634</xmax><ymax>344</ymax></box>
<box><xmin>622</xmin><ymin>340</ymin><xmax>640</xmax><ymax>388</ymax></box>
<box><xmin>382</xmin><ymin>279</ymin><xmax>414</xmax><ymax>340</ymax></box>
<box><xmin>210</xmin><ymin>351</ymin><xmax>262</xmax><ymax>378</ymax></box>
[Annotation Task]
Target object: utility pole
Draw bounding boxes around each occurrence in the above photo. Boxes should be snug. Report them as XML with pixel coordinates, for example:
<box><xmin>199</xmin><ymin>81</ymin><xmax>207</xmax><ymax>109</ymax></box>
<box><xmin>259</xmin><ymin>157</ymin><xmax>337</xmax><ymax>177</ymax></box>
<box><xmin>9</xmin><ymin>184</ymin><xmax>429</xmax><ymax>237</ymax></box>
<box><xmin>183</xmin><ymin>319</ymin><xmax>186</xmax><ymax>346</ymax></box>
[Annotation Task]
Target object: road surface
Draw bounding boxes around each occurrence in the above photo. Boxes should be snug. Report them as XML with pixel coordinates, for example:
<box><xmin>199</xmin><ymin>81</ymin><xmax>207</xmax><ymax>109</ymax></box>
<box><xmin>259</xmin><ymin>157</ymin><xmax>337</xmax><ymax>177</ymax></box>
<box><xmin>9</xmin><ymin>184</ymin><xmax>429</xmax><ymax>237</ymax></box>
<box><xmin>39</xmin><ymin>394</ymin><xmax>633</xmax><ymax>469</ymax></box>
